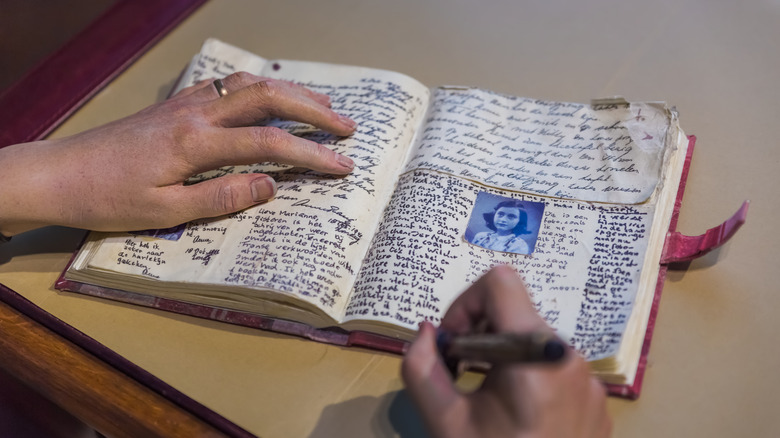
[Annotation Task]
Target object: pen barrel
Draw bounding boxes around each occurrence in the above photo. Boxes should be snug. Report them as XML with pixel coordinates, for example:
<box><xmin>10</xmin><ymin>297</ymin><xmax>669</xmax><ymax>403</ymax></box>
<box><xmin>446</xmin><ymin>332</ymin><xmax>566</xmax><ymax>364</ymax></box>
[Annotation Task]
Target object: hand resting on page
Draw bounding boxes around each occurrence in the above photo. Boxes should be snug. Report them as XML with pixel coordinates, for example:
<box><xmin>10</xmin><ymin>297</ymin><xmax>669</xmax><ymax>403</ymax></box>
<box><xmin>0</xmin><ymin>72</ymin><xmax>357</xmax><ymax>238</ymax></box>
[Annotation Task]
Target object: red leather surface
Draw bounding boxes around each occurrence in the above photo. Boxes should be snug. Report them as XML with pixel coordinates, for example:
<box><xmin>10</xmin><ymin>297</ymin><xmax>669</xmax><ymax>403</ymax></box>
<box><xmin>0</xmin><ymin>0</ymin><xmax>208</xmax><ymax>148</ymax></box>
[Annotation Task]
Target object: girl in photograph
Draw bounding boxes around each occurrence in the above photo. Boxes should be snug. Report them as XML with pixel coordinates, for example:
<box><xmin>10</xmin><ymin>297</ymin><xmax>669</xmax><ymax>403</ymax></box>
<box><xmin>472</xmin><ymin>200</ymin><xmax>532</xmax><ymax>254</ymax></box>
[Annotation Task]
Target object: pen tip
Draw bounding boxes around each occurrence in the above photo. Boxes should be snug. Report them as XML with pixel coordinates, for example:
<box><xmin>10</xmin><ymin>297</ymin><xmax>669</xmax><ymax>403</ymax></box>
<box><xmin>543</xmin><ymin>340</ymin><xmax>566</xmax><ymax>361</ymax></box>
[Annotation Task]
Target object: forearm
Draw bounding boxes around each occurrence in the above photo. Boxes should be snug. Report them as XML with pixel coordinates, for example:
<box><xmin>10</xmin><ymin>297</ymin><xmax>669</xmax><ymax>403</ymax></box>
<box><xmin>0</xmin><ymin>139</ymin><xmax>66</xmax><ymax>237</ymax></box>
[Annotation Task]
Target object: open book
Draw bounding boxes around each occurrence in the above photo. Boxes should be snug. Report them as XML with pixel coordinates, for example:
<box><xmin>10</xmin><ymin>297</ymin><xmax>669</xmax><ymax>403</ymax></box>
<box><xmin>60</xmin><ymin>38</ymin><xmax>697</xmax><ymax>396</ymax></box>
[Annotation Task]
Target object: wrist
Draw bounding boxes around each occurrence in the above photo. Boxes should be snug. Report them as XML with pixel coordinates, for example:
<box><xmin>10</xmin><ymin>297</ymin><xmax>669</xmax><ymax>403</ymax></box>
<box><xmin>0</xmin><ymin>140</ymin><xmax>62</xmax><ymax>237</ymax></box>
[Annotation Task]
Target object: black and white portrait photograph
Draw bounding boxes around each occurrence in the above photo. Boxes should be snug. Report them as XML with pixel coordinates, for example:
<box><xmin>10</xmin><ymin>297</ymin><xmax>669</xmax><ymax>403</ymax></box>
<box><xmin>464</xmin><ymin>192</ymin><xmax>545</xmax><ymax>255</ymax></box>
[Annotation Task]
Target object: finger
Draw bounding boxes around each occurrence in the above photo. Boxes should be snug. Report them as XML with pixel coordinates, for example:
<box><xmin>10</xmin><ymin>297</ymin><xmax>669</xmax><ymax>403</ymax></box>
<box><xmin>440</xmin><ymin>265</ymin><xmax>547</xmax><ymax>334</ymax></box>
<box><xmin>262</xmin><ymin>78</ymin><xmax>332</xmax><ymax>107</ymax></box>
<box><xmin>401</xmin><ymin>322</ymin><xmax>465</xmax><ymax>431</ymax></box>
<box><xmin>219</xmin><ymin>72</ymin><xmax>333</xmax><ymax>107</ymax></box>
<box><xmin>184</xmin><ymin>72</ymin><xmax>333</xmax><ymax>108</ymax></box>
<box><xmin>210</xmin><ymin>79</ymin><xmax>356</xmax><ymax>136</ymax></box>
<box><xmin>165</xmin><ymin>173</ymin><xmax>278</xmax><ymax>220</ymax></box>
<box><xmin>173</xmin><ymin>76</ymin><xmax>239</xmax><ymax>102</ymax></box>
<box><xmin>589</xmin><ymin>378</ymin><xmax>612</xmax><ymax>438</ymax></box>
<box><xmin>301</xmin><ymin>84</ymin><xmax>332</xmax><ymax>107</ymax></box>
<box><xmin>226</xmin><ymin>74</ymin><xmax>333</xmax><ymax>107</ymax></box>
<box><xmin>192</xmin><ymin>126</ymin><xmax>355</xmax><ymax>175</ymax></box>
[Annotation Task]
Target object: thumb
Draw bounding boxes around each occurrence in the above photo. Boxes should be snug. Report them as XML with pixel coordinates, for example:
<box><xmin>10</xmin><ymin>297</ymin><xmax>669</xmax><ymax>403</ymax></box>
<box><xmin>401</xmin><ymin>322</ymin><xmax>464</xmax><ymax>432</ymax></box>
<box><xmin>173</xmin><ymin>174</ymin><xmax>277</xmax><ymax>219</ymax></box>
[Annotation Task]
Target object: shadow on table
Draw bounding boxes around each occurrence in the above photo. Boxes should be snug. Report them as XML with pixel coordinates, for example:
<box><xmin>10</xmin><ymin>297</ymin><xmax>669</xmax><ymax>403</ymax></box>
<box><xmin>0</xmin><ymin>226</ymin><xmax>86</xmax><ymax>267</ymax></box>
<box><xmin>310</xmin><ymin>390</ymin><xmax>427</xmax><ymax>438</ymax></box>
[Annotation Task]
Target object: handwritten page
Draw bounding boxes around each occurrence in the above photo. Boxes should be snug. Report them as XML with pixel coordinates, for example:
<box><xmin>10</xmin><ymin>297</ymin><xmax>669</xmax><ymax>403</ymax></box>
<box><xmin>403</xmin><ymin>88</ymin><xmax>674</xmax><ymax>204</ymax></box>
<box><xmin>345</xmin><ymin>170</ymin><xmax>654</xmax><ymax>360</ymax></box>
<box><xmin>85</xmin><ymin>40</ymin><xmax>430</xmax><ymax>323</ymax></box>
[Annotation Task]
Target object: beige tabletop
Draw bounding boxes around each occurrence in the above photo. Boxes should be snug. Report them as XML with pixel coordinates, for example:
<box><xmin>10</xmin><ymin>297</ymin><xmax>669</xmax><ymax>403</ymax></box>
<box><xmin>2</xmin><ymin>0</ymin><xmax>779</xmax><ymax>436</ymax></box>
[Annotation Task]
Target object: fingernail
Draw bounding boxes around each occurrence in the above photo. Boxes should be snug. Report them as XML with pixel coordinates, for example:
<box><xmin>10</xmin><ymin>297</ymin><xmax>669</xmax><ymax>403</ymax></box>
<box><xmin>338</xmin><ymin>114</ymin><xmax>357</xmax><ymax>131</ymax></box>
<box><xmin>251</xmin><ymin>176</ymin><xmax>277</xmax><ymax>202</ymax></box>
<box><xmin>336</xmin><ymin>153</ymin><xmax>355</xmax><ymax>171</ymax></box>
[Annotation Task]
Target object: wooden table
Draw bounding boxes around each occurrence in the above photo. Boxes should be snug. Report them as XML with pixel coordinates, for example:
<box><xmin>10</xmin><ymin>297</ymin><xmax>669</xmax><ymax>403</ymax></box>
<box><xmin>0</xmin><ymin>276</ymin><xmax>229</xmax><ymax>437</ymax></box>
<box><xmin>2</xmin><ymin>1</ymin><xmax>779</xmax><ymax>436</ymax></box>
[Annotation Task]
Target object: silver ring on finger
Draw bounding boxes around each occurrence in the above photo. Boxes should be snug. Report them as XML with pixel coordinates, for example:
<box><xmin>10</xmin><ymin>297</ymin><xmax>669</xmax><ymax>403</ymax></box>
<box><xmin>213</xmin><ymin>78</ymin><xmax>228</xmax><ymax>97</ymax></box>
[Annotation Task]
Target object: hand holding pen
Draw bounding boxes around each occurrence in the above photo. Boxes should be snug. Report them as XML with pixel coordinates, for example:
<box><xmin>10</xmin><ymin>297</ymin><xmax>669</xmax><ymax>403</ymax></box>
<box><xmin>401</xmin><ymin>265</ymin><xmax>611</xmax><ymax>438</ymax></box>
<box><xmin>435</xmin><ymin>330</ymin><xmax>567</xmax><ymax>377</ymax></box>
